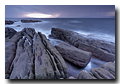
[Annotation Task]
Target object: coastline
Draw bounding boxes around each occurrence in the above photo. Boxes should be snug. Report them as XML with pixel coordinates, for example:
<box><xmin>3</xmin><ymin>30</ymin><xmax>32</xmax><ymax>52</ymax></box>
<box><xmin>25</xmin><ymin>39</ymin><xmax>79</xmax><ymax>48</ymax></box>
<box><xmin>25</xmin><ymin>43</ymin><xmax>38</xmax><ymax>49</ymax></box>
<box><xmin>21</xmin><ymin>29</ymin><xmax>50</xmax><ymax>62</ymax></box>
<box><xmin>5</xmin><ymin>28</ymin><xmax>114</xmax><ymax>79</ymax></box>
<box><xmin>5</xmin><ymin>18</ymin><xmax>115</xmax><ymax>43</ymax></box>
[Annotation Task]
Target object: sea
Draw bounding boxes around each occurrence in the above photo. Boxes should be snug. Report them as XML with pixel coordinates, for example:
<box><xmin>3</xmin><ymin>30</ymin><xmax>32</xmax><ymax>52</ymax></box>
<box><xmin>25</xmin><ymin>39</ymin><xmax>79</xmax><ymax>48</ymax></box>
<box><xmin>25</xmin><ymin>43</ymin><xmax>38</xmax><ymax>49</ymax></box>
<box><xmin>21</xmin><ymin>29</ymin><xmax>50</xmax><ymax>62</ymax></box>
<box><xmin>5</xmin><ymin>18</ymin><xmax>115</xmax><ymax>78</ymax></box>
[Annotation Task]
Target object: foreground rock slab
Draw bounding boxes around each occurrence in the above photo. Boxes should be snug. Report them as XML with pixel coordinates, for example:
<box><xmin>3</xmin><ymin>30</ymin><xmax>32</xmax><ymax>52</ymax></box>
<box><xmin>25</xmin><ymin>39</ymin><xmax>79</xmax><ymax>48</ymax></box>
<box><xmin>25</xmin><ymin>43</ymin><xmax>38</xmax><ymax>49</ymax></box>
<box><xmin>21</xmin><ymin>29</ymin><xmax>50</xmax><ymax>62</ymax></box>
<box><xmin>34</xmin><ymin>32</ymin><xmax>68</xmax><ymax>79</ymax></box>
<box><xmin>10</xmin><ymin>38</ymin><xmax>34</xmax><ymax>79</ymax></box>
<box><xmin>50</xmin><ymin>28</ymin><xmax>115</xmax><ymax>62</ymax></box>
<box><xmin>5</xmin><ymin>32</ymin><xmax>23</xmax><ymax>79</ymax></box>
<box><xmin>55</xmin><ymin>42</ymin><xmax>92</xmax><ymax>67</ymax></box>
<box><xmin>5</xmin><ymin>28</ymin><xmax>68</xmax><ymax>79</ymax></box>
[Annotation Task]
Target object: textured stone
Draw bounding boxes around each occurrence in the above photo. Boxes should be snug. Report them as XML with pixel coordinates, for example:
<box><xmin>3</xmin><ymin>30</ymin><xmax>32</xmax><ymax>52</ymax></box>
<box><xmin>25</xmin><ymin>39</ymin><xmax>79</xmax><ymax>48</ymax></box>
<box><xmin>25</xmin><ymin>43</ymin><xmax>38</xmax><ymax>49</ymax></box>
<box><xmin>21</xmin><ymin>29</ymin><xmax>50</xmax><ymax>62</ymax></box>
<box><xmin>10</xmin><ymin>38</ymin><xmax>34</xmax><ymax>79</ymax></box>
<box><xmin>5</xmin><ymin>27</ymin><xmax>17</xmax><ymax>38</ymax></box>
<box><xmin>89</xmin><ymin>68</ymin><xmax>115</xmax><ymax>79</ymax></box>
<box><xmin>33</xmin><ymin>32</ymin><xmax>68</xmax><ymax>79</ymax></box>
<box><xmin>77</xmin><ymin>70</ymin><xmax>96</xmax><ymax>79</ymax></box>
<box><xmin>50</xmin><ymin>28</ymin><xmax>115</xmax><ymax>62</ymax></box>
<box><xmin>77</xmin><ymin>61</ymin><xmax>115</xmax><ymax>79</ymax></box>
<box><xmin>5</xmin><ymin>20</ymin><xmax>14</xmax><ymax>25</ymax></box>
<box><xmin>101</xmin><ymin>62</ymin><xmax>115</xmax><ymax>76</ymax></box>
<box><xmin>55</xmin><ymin>42</ymin><xmax>92</xmax><ymax>67</ymax></box>
<box><xmin>5</xmin><ymin>32</ymin><xmax>22</xmax><ymax>79</ymax></box>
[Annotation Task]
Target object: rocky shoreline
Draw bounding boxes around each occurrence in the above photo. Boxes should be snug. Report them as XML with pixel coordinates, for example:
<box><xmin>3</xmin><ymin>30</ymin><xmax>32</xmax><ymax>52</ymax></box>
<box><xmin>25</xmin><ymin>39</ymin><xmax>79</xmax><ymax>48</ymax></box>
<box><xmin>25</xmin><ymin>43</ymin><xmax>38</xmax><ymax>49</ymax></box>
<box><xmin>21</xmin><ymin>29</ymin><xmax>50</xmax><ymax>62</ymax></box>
<box><xmin>5</xmin><ymin>27</ymin><xmax>115</xmax><ymax>79</ymax></box>
<box><xmin>5</xmin><ymin>20</ymin><xmax>14</xmax><ymax>25</ymax></box>
<box><xmin>49</xmin><ymin>28</ymin><xmax>115</xmax><ymax>62</ymax></box>
<box><xmin>21</xmin><ymin>19</ymin><xmax>41</xmax><ymax>23</ymax></box>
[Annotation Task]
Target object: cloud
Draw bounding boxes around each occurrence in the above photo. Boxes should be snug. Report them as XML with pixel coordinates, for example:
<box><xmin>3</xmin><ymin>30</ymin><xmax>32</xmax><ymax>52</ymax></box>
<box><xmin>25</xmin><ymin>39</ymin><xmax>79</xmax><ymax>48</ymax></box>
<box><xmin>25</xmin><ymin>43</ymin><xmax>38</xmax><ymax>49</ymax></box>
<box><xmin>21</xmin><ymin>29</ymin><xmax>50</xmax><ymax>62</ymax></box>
<box><xmin>5</xmin><ymin>5</ymin><xmax>115</xmax><ymax>18</ymax></box>
<box><xmin>106</xmin><ymin>12</ymin><xmax>115</xmax><ymax>16</ymax></box>
<box><xmin>24</xmin><ymin>13</ymin><xmax>60</xmax><ymax>18</ymax></box>
<box><xmin>100</xmin><ymin>11</ymin><xmax>115</xmax><ymax>17</ymax></box>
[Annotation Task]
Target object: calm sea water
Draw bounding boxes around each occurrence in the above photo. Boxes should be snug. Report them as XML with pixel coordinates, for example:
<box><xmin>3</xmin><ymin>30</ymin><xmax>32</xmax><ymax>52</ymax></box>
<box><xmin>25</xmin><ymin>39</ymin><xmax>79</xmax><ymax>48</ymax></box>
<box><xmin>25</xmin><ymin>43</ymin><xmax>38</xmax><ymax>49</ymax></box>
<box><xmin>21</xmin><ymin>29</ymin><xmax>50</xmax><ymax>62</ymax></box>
<box><xmin>5</xmin><ymin>18</ymin><xmax>115</xmax><ymax>78</ymax></box>
<box><xmin>5</xmin><ymin>18</ymin><xmax>115</xmax><ymax>43</ymax></box>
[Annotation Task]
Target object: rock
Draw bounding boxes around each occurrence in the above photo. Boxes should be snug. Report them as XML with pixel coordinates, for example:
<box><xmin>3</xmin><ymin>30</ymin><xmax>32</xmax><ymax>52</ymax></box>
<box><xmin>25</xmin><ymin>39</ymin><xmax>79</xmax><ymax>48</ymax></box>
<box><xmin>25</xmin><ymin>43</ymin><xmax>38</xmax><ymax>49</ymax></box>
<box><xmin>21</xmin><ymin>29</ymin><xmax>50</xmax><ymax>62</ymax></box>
<box><xmin>21</xmin><ymin>28</ymin><xmax>35</xmax><ymax>38</ymax></box>
<box><xmin>101</xmin><ymin>62</ymin><xmax>115</xmax><ymax>76</ymax></box>
<box><xmin>16</xmin><ymin>25</ymin><xmax>20</xmax><ymax>27</ymax></box>
<box><xmin>55</xmin><ymin>42</ymin><xmax>92</xmax><ymax>67</ymax></box>
<box><xmin>77</xmin><ymin>70</ymin><xmax>96</xmax><ymax>79</ymax></box>
<box><xmin>77</xmin><ymin>62</ymin><xmax>115</xmax><ymax>79</ymax></box>
<box><xmin>5</xmin><ymin>27</ymin><xmax>17</xmax><ymax>38</ymax></box>
<box><xmin>10</xmin><ymin>38</ymin><xmax>34</xmax><ymax>79</ymax></box>
<box><xmin>5</xmin><ymin>20</ymin><xmax>14</xmax><ymax>25</ymax></box>
<box><xmin>21</xmin><ymin>19</ymin><xmax>41</xmax><ymax>23</ymax></box>
<box><xmin>50</xmin><ymin>28</ymin><xmax>115</xmax><ymax>62</ymax></box>
<box><xmin>8</xmin><ymin>28</ymin><xmax>36</xmax><ymax>79</ymax></box>
<box><xmin>5</xmin><ymin>32</ymin><xmax>23</xmax><ymax>79</ymax></box>
<box><xmin>68</xmin><ymin>76</ymin><xmax>76</xmax><ymax>79</ymax></box>
<box><xmin>89</xmin><ymin>68</ymin><xmax>115</xmax><ymax>79</ymax></box>
<box><xmin>33</xmin><ymin>32</ymin><xmax>68</xmax><ymax>79</ymax></box>
<box><xmin>5</xmin><ymin>28</ymin><xmax>68</xmax><ymax>79</ymax></box>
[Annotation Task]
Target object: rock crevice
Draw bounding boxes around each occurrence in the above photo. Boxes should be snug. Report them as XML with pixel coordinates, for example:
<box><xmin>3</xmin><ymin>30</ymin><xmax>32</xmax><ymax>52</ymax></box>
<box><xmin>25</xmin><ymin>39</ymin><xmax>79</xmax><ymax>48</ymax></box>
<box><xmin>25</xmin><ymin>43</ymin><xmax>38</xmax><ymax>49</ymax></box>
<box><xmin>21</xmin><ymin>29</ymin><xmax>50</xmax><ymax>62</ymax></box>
<box><xmin>5</xmin><ymin>28</ymin><xmax>68</xmax><ymax>79</ymax></box>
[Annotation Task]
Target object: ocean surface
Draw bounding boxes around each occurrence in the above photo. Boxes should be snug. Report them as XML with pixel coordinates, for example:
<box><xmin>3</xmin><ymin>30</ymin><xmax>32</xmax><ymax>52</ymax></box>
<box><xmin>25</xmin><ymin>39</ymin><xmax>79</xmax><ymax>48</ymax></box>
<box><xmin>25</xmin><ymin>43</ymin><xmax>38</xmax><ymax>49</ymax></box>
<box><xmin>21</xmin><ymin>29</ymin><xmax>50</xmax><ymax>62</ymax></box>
<box><xmin>5</xmin><ymin>18</ymin><xmax>115</xmax><ymax>43</ymax></box>
<box><xmin>5</xmin><ymin>18</ymin><xmax>115</xmax><ymax>78</ymax></box>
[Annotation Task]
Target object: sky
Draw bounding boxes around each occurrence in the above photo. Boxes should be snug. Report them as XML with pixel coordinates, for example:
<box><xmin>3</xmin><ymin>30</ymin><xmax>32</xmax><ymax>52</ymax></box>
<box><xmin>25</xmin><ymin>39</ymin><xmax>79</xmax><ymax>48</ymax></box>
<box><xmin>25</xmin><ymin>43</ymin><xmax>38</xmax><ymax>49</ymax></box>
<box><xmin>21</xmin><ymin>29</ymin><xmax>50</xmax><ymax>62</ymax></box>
<box><xmin>5</xmin><ymin>5</ymin><xmax>115</xmax><ymax>18</ymax></box>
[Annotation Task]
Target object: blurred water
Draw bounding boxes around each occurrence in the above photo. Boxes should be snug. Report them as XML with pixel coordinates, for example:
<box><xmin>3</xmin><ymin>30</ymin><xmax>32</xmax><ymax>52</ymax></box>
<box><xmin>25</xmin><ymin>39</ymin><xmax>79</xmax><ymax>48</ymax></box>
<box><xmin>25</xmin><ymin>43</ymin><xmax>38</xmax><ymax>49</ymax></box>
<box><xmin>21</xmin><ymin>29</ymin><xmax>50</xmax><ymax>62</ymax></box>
<box><xmin>65</xmin><ymin>57</ymin><xmax>106</xmax><ymax>78</ymax></box>
<box><xmin>5</xmin><ymin>18</ymin><xmax>115</xmax><ymax>43</ymax></box>
<box><xmin>49</xmin><ymin>38</ymin><xmax>107</xmax><ymax>78</ymax></box>
<box><xmin>5</xmin><ymin>18</ymin><xmax>115</xmax><ymax>78</ymax></box>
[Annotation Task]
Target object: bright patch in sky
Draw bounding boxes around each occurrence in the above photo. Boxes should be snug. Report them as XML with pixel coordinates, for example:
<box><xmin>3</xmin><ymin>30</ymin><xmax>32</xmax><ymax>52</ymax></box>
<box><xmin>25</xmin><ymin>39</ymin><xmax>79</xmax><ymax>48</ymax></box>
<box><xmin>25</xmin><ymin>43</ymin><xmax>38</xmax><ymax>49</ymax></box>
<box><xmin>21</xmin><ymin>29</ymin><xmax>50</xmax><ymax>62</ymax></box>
<box><xmin>25</xmin><ymin>13</ymin><xmax>60</xmax><ymax>18</ymax></box>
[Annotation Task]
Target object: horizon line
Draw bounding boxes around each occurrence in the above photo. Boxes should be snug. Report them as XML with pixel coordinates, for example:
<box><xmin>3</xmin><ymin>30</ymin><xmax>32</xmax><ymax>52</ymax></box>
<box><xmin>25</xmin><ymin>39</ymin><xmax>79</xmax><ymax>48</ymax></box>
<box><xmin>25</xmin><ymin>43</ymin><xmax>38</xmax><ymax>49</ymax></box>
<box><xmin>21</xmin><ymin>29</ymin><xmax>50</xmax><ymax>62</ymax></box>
<box><xmin>5</xmin><ymin>17</ymin><xmax>115</xmax><ymax>19</ymax></box>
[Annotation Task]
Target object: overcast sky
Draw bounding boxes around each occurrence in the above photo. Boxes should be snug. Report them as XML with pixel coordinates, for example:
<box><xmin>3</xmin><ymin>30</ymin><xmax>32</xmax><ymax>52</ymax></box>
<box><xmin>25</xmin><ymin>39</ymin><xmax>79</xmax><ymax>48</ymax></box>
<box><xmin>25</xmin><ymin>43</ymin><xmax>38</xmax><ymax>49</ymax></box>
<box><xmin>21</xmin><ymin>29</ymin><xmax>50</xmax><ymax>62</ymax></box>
<box><xmin>5</xmin><ymin>5</ymin><xmax>115</xmax><ymax>18</ymax></box>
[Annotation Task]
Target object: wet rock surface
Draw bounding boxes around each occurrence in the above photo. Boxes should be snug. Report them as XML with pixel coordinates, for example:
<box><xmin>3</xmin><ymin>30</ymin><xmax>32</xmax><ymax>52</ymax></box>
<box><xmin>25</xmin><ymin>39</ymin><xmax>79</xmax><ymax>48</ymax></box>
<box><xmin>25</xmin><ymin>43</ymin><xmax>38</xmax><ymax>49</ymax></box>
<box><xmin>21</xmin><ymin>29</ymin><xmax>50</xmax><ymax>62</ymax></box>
<box><xmin>77</xmin><ymin>62</ymin><xmax>115</xmax><ymax>79</ymax></box>
<box><xmin>5</xmin><ymin>20</ymin><xmax>14</xmax><ymax>25</ymax></box>
<box><xmin>50</xmin><ymin>28</ymin><xmax>115</xmax><ymax>62</ymax></box>
<box><xmin>5</xmin><ymin>28</ymin><xmax>67</xmax><ymax>79</ymax></box>
<box><xmin>77</xmin><ymin>70</ymin><xmax>96</xmax><ymax>79</ymax></box>
<box><xmin>55</xmin><ymin>42</ymin><xmax>92</xmax><ymax>67</ymax></box>
<box><xmin>5</xmin><ymin>27</ymin><xmax>17</xmax><ymax>38</ymax></box>
<box><xmin>101</xmin><ymin>62</ymin><xmax>115</xmax><ymax>76</ymax></box>
<box><xmin>5</xmin><ymin>31</ymin><xmax>23</xmax><ymax>79</ymax></box>
<box><xmin>5</xmin><ymin>28</ymin><xmax>115</xmax><ymax>79</ymax></box>
<box><xmin>34</xmin><ymin>32</ymin><xmax>68</xmax><ymax>79</ymax></box>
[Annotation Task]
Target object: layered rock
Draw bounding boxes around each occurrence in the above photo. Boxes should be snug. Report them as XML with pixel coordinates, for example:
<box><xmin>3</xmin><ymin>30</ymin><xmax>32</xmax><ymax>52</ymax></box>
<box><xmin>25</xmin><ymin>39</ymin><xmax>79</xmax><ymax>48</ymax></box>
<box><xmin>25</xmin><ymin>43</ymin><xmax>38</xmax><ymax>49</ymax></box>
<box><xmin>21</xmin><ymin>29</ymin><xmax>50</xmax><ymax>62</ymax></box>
<box><xmin>5</xmin><ymin>28</ymin><xmax>68</xmax><ymax>79</ymax></box>
<box><xmin>10</xmin><ymin>38</ymin><xmax>34</xmax><ymax>79</ymax></box>
<box><xmin>21</xmin><ymin>20</ymin><xmax>41</xmax><ymax>23</ymax></box>
<box><xmin>33</xmin><ymin>32</ymin><xmax>68</xmax><ymax>79</ymax></box>
<box><xmin>50</xmin><ymin>28</ymin><xmax>115</xmax><ymax>62</ymax></box>
<box><xmin>77</xmin><ymin>70</ymin><xmax>96</xmax><ymax>79</ymax></box>
<box><xmin>55</xmin><ymin>42</ymin><xmax>92</xmax><ymax>67</ymax></box>
<box><xmin>77</xmin><ymin>62</ymin><xmax>115</xmax><ymax>79</ymax></box>
<box><xmin>9</xmin><ymin>28</ymin><xmax>35</xmax><ymax>79</ymax></box>
<box><xmin>5</xmin><ymin>32</ymin><xmax>23</xmax><ymax>79</ymax></box>
<box><xmin>5</xmin><ymin>27</ymin><xmax>17</xmax><ymax>38</ymax></box>
<box><xmin>89</xmin><ymin>68</ymin><xmax>115</xmax><ymax>79</ymax></box>
<box><xmin>5</xmin><ymin>20</ymin><xmax>14</xmax><ymax>25</ymax></box>
<box><xmin>101</xmin><ymin>62</ymin><xmax>115</xmax><ymax>76</ymax></box>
